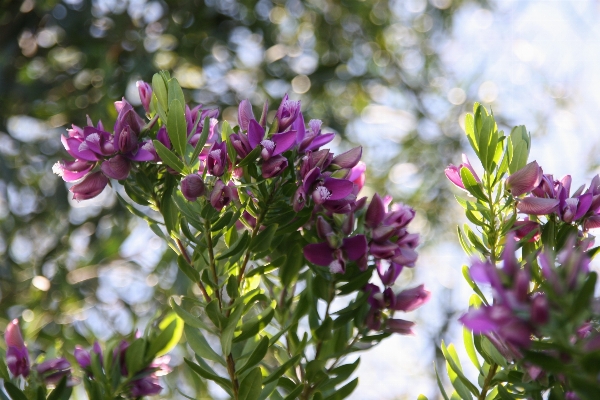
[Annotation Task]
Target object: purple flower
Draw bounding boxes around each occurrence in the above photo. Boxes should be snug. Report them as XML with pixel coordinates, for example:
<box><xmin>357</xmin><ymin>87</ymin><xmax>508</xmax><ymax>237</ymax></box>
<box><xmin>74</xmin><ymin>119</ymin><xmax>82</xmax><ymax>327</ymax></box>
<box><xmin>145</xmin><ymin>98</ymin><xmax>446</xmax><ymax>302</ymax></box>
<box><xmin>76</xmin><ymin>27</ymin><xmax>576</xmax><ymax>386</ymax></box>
<box><xmin>385</xmin><ymin>319</ymin><xmax>415</xmax><ymax>335</ymax></box>
<box><xmin>513</xmin><ymin>218</ymin><xmax>540</xmax><ymax>242</ymax></box>
<box><xmin>331</xmin><ymin>147</ymin><xmax>362</xmax><ymax>169</ymax></box>
<box><xmin>136</xmin><ymin>80</ymin><xmax>152</xmax><ymax>113</ymax></box>
<box><xmin>262</xmin><ymin>155</ymin><xmax>288</xmax><ymax>178</ymax></box>
<box><xmin>296</xmin><ymin>115</ymin><xmax>335</xmax><ymax>153</ymax></box>
<box><xmin>445</xmin><ymin>154</ymin><xmax>480</xmax><ymax>190</ymax></box>
<box><xmin>74</xmin><ymin>346</ymin><xmax>91</xmax><ymax>369</ymax></box>
<box><xmin>248</xmin><ymin>120</ymin><xmax>296</xmax><ymax>160</ymax></box>
<box><xmin>506</xmin><ymin>161</ymin><xmax>542</xmax><ymax>197</ymax></box>
<box><xmin>293</xmin><ymin>186</ymin><xmax>306</xmax><ymax>212</ymax></box>
<box><xmin>4</xmin><ymin>319</ymin><xmax>29</xmax><ymax>378</ymax></box>
<box><xmin>131</xmin><ymin>377</ymin><xmax>162</xmax><ymax>397</ymax></box>
<box><xmin>181</xmin><ymin>174</ymin><xmax>205</xmax><ymax>201</ymax></box>
<box><xmin>207</xmin><ymin>141</ymin><xmax>228</xmax><ymax>177</ymax></box>
<box><xmin>114</xmin><ymin>98</ymin><xmax>144</xmax><ymax>137</ymax></box>
<box><xmin>70</xmin><ymin>172</ymin><xmax>109</xmax><ymax>201</ymax></box>
<box><xmin>100</xmin><ymin>155</ymin><xmax>131</xmax><ymax>180</ymax></box>
<box><xmin>392</xmin><ymin>284</ymin><xmax>431</xmax><ymax>312</ymax></box>
<box><xmin>52</xmin><ymin>159</ymin><xmax>95</xmax><ymax>182</ymax></box>
<box><xmin>275</xmin><ymin>94</ymin><xmax>301</xmax><ymax>131</ymax></box>
<box><xmin>348</xmin><ymin>161</ymin><xmax>366</xmax><ymax>191</ymax></box>
<box><xmin>210</xmin><ymin>180</ymin><xmax>233</xmax><ymax>210</ymax></box>
<box><xmin>517</xmin><ymin>197</ymin><xmax>560</xmax><ymax>215</ymax></box>
<box><xmin>302</xmin><ymin>167</ymin><xmax>354</xmax><ymax>206</ymax></box>
<box><xmin>303</xmin><ymin>235</ymin><xmax>368</xmax><ymax>274</ymax></box>
<box><xmin>35</xmin><ymin>358</ymin><xmax>71</xmax><ymax>384</ymax></box>
<box><xmin>237</xmin><ymin>99</ymin><xmax>255</xmax><ymax>132</ymax></box>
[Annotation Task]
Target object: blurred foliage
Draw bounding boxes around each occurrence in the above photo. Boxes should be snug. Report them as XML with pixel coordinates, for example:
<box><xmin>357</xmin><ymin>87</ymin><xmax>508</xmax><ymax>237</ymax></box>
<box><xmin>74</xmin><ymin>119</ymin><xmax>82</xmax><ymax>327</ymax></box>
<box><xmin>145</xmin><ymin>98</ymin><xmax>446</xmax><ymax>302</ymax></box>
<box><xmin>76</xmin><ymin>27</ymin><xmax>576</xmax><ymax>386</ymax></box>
<box><xmin>0</xmin><ymin>0</ymin><xmax>488</xmax><ymax>397</ymax></box>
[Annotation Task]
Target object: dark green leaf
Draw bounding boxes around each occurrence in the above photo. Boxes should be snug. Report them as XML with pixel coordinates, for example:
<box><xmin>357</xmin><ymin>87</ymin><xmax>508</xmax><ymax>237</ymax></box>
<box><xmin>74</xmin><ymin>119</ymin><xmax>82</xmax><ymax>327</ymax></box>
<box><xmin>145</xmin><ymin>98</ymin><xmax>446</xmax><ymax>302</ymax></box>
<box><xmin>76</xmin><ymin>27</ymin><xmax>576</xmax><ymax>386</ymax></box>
<box><xmin>126</xmin><ymin>338</ymin><xmax>146</xmax><ymax>376</ymax></box>
<box><xmin>4</xmin><ymin>382</ymin><xmax>27</xmax><ymax>400</ymax></box>
<box><xmin>239</xmin><ymin>368</ymin><xmax>263</xmax><ymax>400</ymax></box>
<box><xmin>153</xmin><ymin>140</ymin><xmax>185</xmax><ymax>174</ymax></box>
<box><xmin>167</xmin><ymin>98</ymin><xmax>187</xmax><ymax>156</ymax></box>
<box><xmin>185</xmin><ymin>325</ymin><xmax>226</xmax><ymax>365</ymax></box>
<box><xmin>250</xmin><ymin>224</ymin><xmax>278</xmax><ymax>253</ymax></box>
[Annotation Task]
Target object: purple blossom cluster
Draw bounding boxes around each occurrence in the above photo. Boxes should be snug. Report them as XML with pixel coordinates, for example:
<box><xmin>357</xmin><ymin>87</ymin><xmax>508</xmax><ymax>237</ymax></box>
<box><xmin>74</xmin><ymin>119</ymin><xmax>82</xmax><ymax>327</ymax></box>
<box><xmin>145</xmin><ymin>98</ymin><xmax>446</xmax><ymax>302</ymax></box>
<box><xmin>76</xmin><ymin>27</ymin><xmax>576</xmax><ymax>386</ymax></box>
<box><xmin>75</xmin><ymin>340</ymin><xmax>170</xmax><ymax>397</ymax></box>
<box><xmin>5</xmin><ymin>319</ymin><xmax>72</xmax><ymax>384</ymax></box>
<box><xmin>460</xmin><ymin>236</ymin><xmax>596</xmax><ymax>380</ymax></box>
<box><xmin>55</xmin><ymin>80</ymin><xmax>428</xmax><ymax>335</ymax></box>
<box><xmin>4</xmin><ymin>319</ymin><xmax>171</xmax><ymax>397</ymax></box>
<box><xmin>513</xmin><ymin>163</ymin><xmax>600</xmax><ymax>232</ymax></box>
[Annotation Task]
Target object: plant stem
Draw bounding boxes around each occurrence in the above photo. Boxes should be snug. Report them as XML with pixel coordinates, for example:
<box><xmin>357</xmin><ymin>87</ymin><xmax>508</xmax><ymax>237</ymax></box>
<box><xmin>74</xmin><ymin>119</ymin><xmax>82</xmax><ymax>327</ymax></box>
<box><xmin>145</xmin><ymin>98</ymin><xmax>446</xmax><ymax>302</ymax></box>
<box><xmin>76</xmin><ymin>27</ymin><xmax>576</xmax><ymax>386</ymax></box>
<box><xmin>176</xmin><ymin>238</ymin><xmax>210</xmax><ymax>302</ymax></box>
<box><xmin>478</xmin><ymin>363</ymin><xmax>498</xmax><ymax>400</ymax></box>
<box><xmin>227</xmin><ymin>354</ymin><xmax>240</xmax><ymax>399</ymax></box>
<box><xmin>205</xmin><ymin>219</ymin><xmax>222</xmax><ymax>310</ymax></box>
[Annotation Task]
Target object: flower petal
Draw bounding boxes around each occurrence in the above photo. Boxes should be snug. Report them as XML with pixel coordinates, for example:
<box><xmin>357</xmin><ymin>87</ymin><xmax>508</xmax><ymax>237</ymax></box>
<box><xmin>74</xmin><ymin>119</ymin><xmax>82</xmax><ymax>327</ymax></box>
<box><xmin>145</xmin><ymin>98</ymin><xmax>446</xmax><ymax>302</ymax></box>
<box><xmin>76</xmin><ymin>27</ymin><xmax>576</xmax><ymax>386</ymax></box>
<box><xmin>303</xmin><ymin>242</ymin><xmax>334</xmax><ymax>266</ymax></box>
<box><xmin>517</xmin><ymin>197</ymin><xmax>559</xmax><ymax>215</ymax></box>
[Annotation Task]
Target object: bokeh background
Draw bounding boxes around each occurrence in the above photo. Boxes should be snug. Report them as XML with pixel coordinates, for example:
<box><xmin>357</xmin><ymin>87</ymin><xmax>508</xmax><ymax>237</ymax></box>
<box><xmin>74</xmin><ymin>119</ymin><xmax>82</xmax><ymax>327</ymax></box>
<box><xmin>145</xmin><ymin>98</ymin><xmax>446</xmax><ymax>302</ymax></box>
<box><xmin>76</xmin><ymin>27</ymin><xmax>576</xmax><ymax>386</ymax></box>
<box><xmin>2</xmin><ymin>0</ymin><xmax>600</xmax><ymax>398</ymax></box>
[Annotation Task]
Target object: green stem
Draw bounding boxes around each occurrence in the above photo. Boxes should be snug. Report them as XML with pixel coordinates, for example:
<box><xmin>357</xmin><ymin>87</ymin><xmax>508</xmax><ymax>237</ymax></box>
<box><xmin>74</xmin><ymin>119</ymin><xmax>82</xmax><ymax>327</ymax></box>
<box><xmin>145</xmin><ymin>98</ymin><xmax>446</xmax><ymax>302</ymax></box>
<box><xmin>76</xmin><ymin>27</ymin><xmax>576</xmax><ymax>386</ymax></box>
<box><xmin>176</xmin><ymin>238</ymin><xmax>211</xmax><ymax>302</ymax></box>
<box><xmin>478</xmin><ymin>363</ymin><xmax>498</xmax><ymax>400</ymax></box>
<box><xmin>204</xmin><ymin>219</ymin><xmax>222</xmax><ymax>310</ymax></box>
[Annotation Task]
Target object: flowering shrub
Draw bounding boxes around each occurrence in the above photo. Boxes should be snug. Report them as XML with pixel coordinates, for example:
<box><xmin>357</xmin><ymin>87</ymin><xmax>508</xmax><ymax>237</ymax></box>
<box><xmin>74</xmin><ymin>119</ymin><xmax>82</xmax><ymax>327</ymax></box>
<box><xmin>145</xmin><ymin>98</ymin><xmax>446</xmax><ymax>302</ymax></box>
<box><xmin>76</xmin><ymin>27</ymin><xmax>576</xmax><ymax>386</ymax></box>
<box><xmin>48</xmin><ymin>71</ymin><xmax>428</xmax><ymax>399</ymax></box>
<box><xmin>439</xmin><ymin>104</ymin><xmax>600</xmax><ymax>400</ymax></box>
<box><xmin>1</xmin><ymin>317</ymin><xmax>177</xmax><ymax>399</ymax></box>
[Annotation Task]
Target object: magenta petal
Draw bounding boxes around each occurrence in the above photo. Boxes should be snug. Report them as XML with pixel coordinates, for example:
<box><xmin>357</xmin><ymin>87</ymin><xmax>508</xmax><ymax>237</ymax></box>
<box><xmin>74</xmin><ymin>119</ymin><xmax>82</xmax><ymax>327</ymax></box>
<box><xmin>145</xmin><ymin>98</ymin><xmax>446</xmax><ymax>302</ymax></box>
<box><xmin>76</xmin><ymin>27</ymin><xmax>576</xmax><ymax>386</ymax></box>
<box><xmin>293</xmin><ymin>111</ymin><xmax>306</xmax><ymax>144</ymax></box>
<box><xmin>585</xmin><ymin>215</ymin><xmax>600</xmax><ymax>230</ymax></box>
<box><xmin>342</xmin><ymin>235</ymin><xmax>368</xmax><ymax>261</ymax></box>
<box><xmin>69</xmin><ymin>172</ymin><xmax>108</xmax><ymax>201</ymax></box>
<box><xmin>63</xmin><ymin>137</ymin><xmax>100</xmax><ymax>161</ymax></box>
<box><xmin>101</xmin><ymin>156</ymin><xmax>131</xmax><ymax>180</ymax></box>
<box><xmin>323</xmin><ymin>177</ymin><xmax>353</xmax><ymax>200</ymax></box>
<box><xmin>517</xmin><ymin>197</ymin><xmax>559</xmax><ymax>215</ymax></box>
<box><xmin>332</xmin><ymin>147</ymin><xmax>362</xmax><ymax>169</ymax></box>
<box><xmin>248</xmin><ymin>119</ymin><xmax>265</xmax><ymax>149</ymax></box>
<box><xmin>302</xmin><ymin>167</ymin><xmax>321</xmax><ymax>193</ymax></box>
<box><xmin>444</xmin><ymin>165</ymin><xmax>465</xmax><ymax>189</ymax></box>
<box><xmin>128</xmin><ymin>142</ymin><xmax>156</xmax><ymax>161</ymax></box>
<box><xmin>393</xmin><ymin>284</ymin><xmax>430</xmax><ymax>311</ymax></box>
<box><xmin>305</xmin><ymin>133</ymin><xmax>335</xmax><ymax>152</ymax></box>
<box><xmin>459</xmin><ymin>308</ymin><xmax>496</xmax><ymax>333</ymax></box>
<box><xmin>238</xmin><ymin>99</ymin><xmax>255</xmax><ymax>132</ymax></box>
<box><xmin>574</xmin><ymin>193</ymin><xmax>593</xmax><ymax>220</ymax></box>
<box><xmin>303</xmin><ymin>242</ymin><xmax>334</xmax><ymax>266</ymax></box>
<box><xmin>271</xmin><ymin>130</ymin><xmax>297</xmax><ymax>155</ymax></box>
<box><xmin>506</xmin><ymin>161</ymin><xmax>542</xmax><ymax>197</ymax></box>
<box><xmin>366</xmin><ymin>193</ymin><xmax>386</xmax><ymax>228</ymax></box>
<box><xmin>385</xmin><ymin>319</ymin><xmax>415</xmax><ymax>335</ymax></box>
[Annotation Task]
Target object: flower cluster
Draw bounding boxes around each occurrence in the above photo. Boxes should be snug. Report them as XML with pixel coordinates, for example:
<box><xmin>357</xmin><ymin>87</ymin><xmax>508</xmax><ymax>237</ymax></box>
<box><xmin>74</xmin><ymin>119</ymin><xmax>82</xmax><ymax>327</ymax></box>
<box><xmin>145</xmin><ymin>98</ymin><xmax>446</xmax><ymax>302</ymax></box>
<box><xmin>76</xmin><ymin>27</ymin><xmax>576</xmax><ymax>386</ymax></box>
<box><xmin>75</xmin><ymin>340</ymin><xmax>170</xmax><ymax>397</ymax></box>
<box><xmin>3</xmin><ymin>319</ymin><xmax>172</xmax><ymax>398</ymax></box>
<box><xmin>5</xmin><ymin>319</ymin><xmax>73</xmax><ymax>384</ymax></box>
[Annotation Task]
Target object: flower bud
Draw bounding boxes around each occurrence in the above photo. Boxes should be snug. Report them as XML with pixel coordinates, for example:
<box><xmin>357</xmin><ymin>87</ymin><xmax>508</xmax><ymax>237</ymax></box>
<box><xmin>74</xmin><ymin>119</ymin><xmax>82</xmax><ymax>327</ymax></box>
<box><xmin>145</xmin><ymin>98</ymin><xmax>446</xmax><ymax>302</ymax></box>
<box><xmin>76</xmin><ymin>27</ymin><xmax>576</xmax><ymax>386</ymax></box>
<box><xmin>210</xmin><ymin>180</ymin><xmax>232</xmax><ymax>210</ymax></box>
<box><xmin>181</xmin><ymin>174</ymin><xmax>205</xmax><ymax>201</ymax></box>
<box><xmin>385</xmin><ymin>319</ymin><xmax>415</xmax><ymax>335</ymax></box>
<box><xmin>275</xmin><ymin>94</ymin><xmax>301</xmax><ymax>131</ymax></box>
<box><xmin>366</xmin><ymin>193</ymin><xmax>386</xmax><ymax>228</ymax></box>
<box><xmin>70</xmin><ymin>172</ymin><xmax>109</xmax><ymax>201</ymax></box>
<box><xmin>5</xmin><ymin>319</ymin><xmax>29</xmax><ymax>378</ymax></box>
<box><xmin>530</xmin><ymin>294</ymin><xmax>549</xmax><ymax>325</ymax></box>
<box><xmin>36</xmin><ymin>358</ymin><xmax>71</xmax><ymax>384</ymax></box>
<box><xmin>331</xmin><ymin>147</ymin><xmax>362</xmax><ymax>169</ymax></box>
<box><xmin>237</xmin><ymin>99</ymin><xmax>255</xmax><ymax>132</ymax></box>
<box><xmin>506</xmin><ymin>161</ymin><xmax>542</xmax><ymax>197</ymax></box>
<box><xmin>262</xmin><ymin>155</ymin><xmax>288</xmax><ymax>178</ymax></box>
<box><xmin>293</xmin><ymin>186</ymin><xmax>306</xmax><ymax>212</ymax></box>
<box><xmin>136</xmin><ymin>81</ymin><xmax>152</xmax><ymax>113</ymax></box>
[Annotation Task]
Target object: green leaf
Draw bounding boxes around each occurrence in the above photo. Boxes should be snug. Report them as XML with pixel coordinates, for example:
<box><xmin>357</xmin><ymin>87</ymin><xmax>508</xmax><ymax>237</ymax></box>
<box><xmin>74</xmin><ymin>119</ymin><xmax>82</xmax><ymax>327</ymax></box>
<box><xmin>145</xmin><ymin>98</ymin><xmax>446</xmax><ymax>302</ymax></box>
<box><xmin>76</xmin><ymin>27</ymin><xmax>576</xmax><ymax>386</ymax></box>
<box><xmin>239</xmin><ymin>368</ymin><xmax>263</xmax><ymax>400</ymax></box>
<box><xmin>177</xmin><ymin>254</ymin><xmax>200</xmax><ymax>283</ymax></box>
<box><xmin>216</xmin><ymin>230</ymin><xmax>250</xmax><ymax>260</ymax></box>
<box><xmin>257</xmin><ymin>380</ymin><xmax>278</xmax><ymax>400</ymax></box>
<box><xmin>418</xmin><ymin>396</ymin><xmax>429</xmax><ymax>400</ymax></box>
<box><xmin>185</xmin><ymin>358</ymin><xmax>233</xmax><ymax>395</ymax></box>
<box><xmin>147</xmin><ymin>315</ymin><xmax>182</xmax><ymax>359</ymax></box>
<box><xmin>152</xmin><ymin>73</ymin><xmax>168</xmax><ymax>111</ymax></box>
<box><xmin>221</xmin><ymin>302</ymin><xmax>245</xmax><ymax>356</ymax></box>
<box><xmin>211</xmin><ymin>211</ymin><xmax>234</xmax><ymax>232</ymax></box>
<box><xmin>237</xmin><ymin>336</ymin><xmax>269</xmax><ymax>375</ymax></box>
<box><xmin>46</xmin><ymin>376</ymin><xmax>72</xmax><ymax>400</ymax></box>
<box><xmin>191</xmin><ymin>117</ymin><xmax>212</xmax><ymax>162</ymax></box>
<box><xmin>283</xmin><ymin>384</ymin><xmax>304</xmax><ymax>400</ymax></box>
<box><xmin>168</xmin><ymin>78</ymin><xmax>185</xmax><ymax>110</ymax></box>
<box><xmin>185</xmin><ymin>325</ymin><xmax>226</xmax><ymax>365</ymax></box>
<box><xmin>509</xmin><ymin>125</ymin><xmax>530</xmax><ymax>174</ymax></box>
<box><xmin>250</xmin><ymin>224</ymin><xmax>278</xmax><ymax>253</ymax></box>
<box><xmin>234</xmin><ymin>306</ymin><xmax>275</xmax><ymax>343</ymax></box>
<box><xmin>571</xmin><ymin>272</ymin><xmax>597</xmax><ymax>321</ymax></box>
<box><xmin>238</xmin><ymin>146</ymin><xmax>262</xmax><ymax>168</ymax></box>
<box><xmin>167</xmin><ymin>98</ymin><xmax>188</xmax><ymax>156</ymax></box>
<box><xmin>434</xmin><ymin>362</ymin><xmax>450</xmax><ymax>400</ymax></box>
<box><xmin>170</xmin><ymin>298</ymin><xmax>210</xmax><ymax>330</ymax></box>
<box><xmin>126</xmin><ymin>338</ymin><xmax>146</xmax><ymax>376</ymax></box>
<box><xmin>460</xmin><ymin>168</ymin><xmax>487</xmax><ymax>201</ymax></box>
<box><xmin>462</xmin><ymin>265</ymin><xmax>489</xmax><ymax>306</ymax></box>
<box><xmin>263</xmin><ymin>354</ymin><xmax>301</xmax><ymax>384</ymax></box>
<box><xmin>441</xmin><ymin>341</ymin><xmax>479</xmax><ymax>397</ymax></box>
<box><xmin>480</xmin><ymin>337</ymin><xmax>507</xmax><ymax>368</ymax></box>
<box><xmin>161</xmin><ymin>187</ymin><xmax>179</xmax><ymax>235</ymax></box>
<box><xmin>463</xmin><ymin>328</ymin><xmax>481</xmax><ymax>371</ymax></box>
<box><xmin>464</xmin><ymin>113</ymin><xmax>477</xmax><ymax>153</ymax></box>
<box><xmin>153</xmin><ymin>140</ymin><xmax>185</xmax><ymax>174</ymax></box>
<box><xmin>4</xmin><ymin>382</ymin><xmax>27</xmax><ymax>400</ymax></box>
